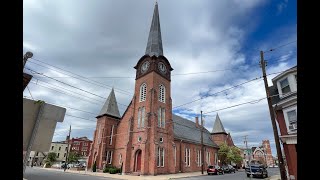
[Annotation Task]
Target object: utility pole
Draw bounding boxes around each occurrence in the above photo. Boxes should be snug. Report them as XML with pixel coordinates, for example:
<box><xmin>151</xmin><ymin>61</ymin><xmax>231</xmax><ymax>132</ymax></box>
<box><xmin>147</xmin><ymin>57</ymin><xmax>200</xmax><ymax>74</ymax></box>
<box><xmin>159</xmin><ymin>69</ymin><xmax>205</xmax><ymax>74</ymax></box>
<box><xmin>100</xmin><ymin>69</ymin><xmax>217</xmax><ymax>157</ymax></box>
<box><xmin>23</xmin><ymin>51</ymin><xmax>33</xmax><ymax>69</ymax></box>
<box><xmin>259</xmin><ymin>51</ymin><xmax>287</xmax><ymax>180</ymax></box>
<box><xmin>200</xmin><ymin>111</ymin><xmax>204</xmax><ymax>174</ymax></box>
<box><xmin>64</xmin><ymin>125</ymin><xmax>71</xmax><ymax>172</ymax></box>
<box><xmin>244</xmin><ymin>135</ymin><xmax>252</xmax><ymax>177</ymax></box>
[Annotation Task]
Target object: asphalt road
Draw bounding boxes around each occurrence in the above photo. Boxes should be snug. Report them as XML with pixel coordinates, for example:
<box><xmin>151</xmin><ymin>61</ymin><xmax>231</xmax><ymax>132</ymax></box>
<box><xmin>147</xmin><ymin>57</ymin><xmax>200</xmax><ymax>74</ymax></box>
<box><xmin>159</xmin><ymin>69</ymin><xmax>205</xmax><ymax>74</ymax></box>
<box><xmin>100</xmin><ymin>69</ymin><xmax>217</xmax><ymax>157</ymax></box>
<box><xmin>24</xmin><ymin>167</ymin><xmax>120</xmax><ymax>180</ymax></box>
<box><xmin>177</xmin><ymin>168</ymin><xmax>280</xmax><ymax>180</ymax></box>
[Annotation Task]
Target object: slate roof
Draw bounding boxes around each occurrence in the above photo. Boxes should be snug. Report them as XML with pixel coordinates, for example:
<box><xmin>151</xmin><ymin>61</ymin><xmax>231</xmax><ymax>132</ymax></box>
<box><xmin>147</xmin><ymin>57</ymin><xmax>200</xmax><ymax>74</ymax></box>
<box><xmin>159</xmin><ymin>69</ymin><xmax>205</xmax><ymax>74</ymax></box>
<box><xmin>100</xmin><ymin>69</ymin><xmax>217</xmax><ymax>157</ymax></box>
<box><xmin>172</xmin><ymin>114</ymin><xmax>219</xmax><ymax>148</ymax></box>
<box><xmin>211</xmin><ymin>114</ymin><xmax>227</xmax><ymax>134</ymax></box>
<box><xmin>145</xmin><ymin>2</ymin><xmax>163</xmax><ymax>57</ymax></box>
<box><xmin>97</xmin><ymin>88</ymin><xmax>121</xmax><ymax>119</ymax></box>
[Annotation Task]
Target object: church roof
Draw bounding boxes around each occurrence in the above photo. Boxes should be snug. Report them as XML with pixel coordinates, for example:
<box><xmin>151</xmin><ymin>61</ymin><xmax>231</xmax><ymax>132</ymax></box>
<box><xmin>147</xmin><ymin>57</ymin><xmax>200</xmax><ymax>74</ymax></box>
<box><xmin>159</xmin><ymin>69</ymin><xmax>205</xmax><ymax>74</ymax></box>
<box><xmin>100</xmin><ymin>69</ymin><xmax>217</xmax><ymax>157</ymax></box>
<box><xmin>97</xmin><ymin>88</ymin><xmax>121</xmax><ymax>119</ymax></box>
<box><xmin>173</xmin><ymin>114</ymin><xmax>219</xmax><ymax>148</ymax></box>
<box><xmin>211</xmin><ymin>113</ymin><xmax>227</xmax><ymax>134</ymax></box>
<box><xmin>145</xmin><ymin>2</ymin><xmax>163</xmax><ymax>57</ymax></box>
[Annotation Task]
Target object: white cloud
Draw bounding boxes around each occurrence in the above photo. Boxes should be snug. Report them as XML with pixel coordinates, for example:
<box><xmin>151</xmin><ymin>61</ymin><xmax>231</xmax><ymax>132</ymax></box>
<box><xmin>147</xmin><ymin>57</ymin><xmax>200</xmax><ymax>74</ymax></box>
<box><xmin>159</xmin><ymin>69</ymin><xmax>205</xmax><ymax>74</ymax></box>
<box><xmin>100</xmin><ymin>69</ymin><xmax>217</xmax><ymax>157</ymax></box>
<box><xmin>24</xmin><ymin>0</ymin><xmax>296</xmax><ymax>157</ymax></box>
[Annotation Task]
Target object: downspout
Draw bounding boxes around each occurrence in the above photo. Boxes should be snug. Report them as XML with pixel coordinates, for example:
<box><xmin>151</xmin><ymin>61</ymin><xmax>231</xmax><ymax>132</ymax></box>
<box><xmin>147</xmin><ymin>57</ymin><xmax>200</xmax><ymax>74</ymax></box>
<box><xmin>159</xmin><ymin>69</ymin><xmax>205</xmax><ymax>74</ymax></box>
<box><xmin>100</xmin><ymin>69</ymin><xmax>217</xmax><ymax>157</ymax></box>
<box><xmin>179</xmin><ymin>140</ymin><xmax>182</xmax><ymax>172</ymax></box>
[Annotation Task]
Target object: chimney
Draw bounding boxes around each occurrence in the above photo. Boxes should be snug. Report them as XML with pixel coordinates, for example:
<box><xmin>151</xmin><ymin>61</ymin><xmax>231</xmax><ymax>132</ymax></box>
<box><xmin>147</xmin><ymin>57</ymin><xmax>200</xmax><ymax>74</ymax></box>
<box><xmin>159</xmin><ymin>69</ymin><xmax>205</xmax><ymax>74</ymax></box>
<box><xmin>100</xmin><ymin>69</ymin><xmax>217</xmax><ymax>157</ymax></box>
<box><xmin>195</xmin><ymin>116</ymin><xmax>199</xmax><ymax>128</ymax></box>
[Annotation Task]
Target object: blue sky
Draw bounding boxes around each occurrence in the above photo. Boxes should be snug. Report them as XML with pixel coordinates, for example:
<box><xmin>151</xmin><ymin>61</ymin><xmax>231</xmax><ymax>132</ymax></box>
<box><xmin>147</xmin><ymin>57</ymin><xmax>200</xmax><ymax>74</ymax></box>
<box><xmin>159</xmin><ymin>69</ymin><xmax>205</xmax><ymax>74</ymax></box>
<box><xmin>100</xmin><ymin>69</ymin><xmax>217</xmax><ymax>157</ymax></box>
<box><xmin>23</xmin><ymin>0</ymin><xmax>297</xmax><ymax>157</ymax></box>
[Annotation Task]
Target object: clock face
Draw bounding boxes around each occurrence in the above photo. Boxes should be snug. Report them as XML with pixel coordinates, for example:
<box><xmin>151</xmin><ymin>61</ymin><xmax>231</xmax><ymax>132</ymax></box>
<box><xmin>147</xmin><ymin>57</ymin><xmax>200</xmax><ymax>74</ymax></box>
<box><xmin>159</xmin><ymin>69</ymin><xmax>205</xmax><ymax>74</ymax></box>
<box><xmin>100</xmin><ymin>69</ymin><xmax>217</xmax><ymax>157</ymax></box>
<box><xmin>158</xmin><ymin>62</ymin><xmax>167</xmax><ymax>74</ymax></box>
<box><xmin>141</xmin><ymin>61</ymin><xmax>150</xmax><ymax>73</ymax></box>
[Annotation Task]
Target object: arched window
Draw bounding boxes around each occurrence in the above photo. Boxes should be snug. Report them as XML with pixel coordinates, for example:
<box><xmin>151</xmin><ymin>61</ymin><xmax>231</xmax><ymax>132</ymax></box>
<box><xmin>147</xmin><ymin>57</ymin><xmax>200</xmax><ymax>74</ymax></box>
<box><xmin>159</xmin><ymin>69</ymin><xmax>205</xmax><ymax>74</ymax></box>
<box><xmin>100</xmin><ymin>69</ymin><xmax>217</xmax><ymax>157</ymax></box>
<box><xmin>139</xmin><ymin>83</ymin><xmax>147</xmax><ymax>102</ymax></box>
<box><xmin>158</xmin><ymin>107</ymin><xmax>165</xmax><ymax>128</ymax></box>
<box><xmin>138</xmin><ymin>107</ymin><xmax>145</xmax><ymax>128</ymax></box>
<box><xmin>159</xmin><ymin>84</ymin><xmax>165</xmax><ymax>103</ymax></box>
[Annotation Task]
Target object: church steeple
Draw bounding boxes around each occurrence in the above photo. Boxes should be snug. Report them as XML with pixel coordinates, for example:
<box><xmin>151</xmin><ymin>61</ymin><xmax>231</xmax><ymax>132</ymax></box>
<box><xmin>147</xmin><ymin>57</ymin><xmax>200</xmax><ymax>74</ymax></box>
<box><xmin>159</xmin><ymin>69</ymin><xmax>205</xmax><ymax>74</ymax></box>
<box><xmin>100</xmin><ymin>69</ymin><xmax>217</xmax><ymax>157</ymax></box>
<box><xmin>211</xmin><ymin>113</ymin><xmax>227</xmax><ymax>134</ymax></box>
<box><xmin>97</xmin><ymin>88</ymin><xmax>121</xmax><ymax>119</ymax></box>
<box><xmin>145</xmin><ymin>2</ymin><xmax>163</xmax><ymax>57</ymax></box>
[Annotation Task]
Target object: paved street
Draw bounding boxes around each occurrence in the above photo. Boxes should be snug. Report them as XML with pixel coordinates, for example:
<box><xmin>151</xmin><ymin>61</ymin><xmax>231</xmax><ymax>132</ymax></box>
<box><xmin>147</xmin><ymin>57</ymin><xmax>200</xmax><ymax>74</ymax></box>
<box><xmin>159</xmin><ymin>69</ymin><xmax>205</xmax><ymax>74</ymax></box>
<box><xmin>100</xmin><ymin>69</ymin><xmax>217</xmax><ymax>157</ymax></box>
<box><xmin>24</xmin><ymin>167</ymin><xmax>120</xmax><ymax>180</ymax></box>
<box><xmin>176</xmin><ymin>168</ymin><xmax>280</xmax><ymax>180</ymax></box>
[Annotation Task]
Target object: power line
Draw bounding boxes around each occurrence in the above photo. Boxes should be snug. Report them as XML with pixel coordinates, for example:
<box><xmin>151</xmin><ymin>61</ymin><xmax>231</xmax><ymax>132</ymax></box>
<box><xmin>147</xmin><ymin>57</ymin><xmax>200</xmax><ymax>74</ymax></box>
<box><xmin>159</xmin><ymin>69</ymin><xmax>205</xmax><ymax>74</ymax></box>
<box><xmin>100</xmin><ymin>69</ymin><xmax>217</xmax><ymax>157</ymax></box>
<box><xmin>203</xmin><ymin>97</ymin><xmax>266</xmax><ymax>115</ymax></box>
<box><xmin>27</xmin><ymin>86</ymin><xmax>34</xmax><ymax>100</ymax></box>
<box><xmin>263</xmin><ymin>40</ymin><xmax>297</xmax><ymax>54</ymax></box>
<box><xmin>29</xmin><ymin>58</ymin><xmax>132</xmax><ymax>95</ymax></box>
<box><xmin>29</xmin><ymin>80</ymin><xmax>104</xmax><ymax>106</ymax></box>
<box><xmin>173</xmin><ymin>77</ymin><xmax>262</xmax><ymax>109</ymax></box>
<box><xmin>65</xmin><ymin>114</ymin><xmax>96</xmax><ymax>122</ymax></box>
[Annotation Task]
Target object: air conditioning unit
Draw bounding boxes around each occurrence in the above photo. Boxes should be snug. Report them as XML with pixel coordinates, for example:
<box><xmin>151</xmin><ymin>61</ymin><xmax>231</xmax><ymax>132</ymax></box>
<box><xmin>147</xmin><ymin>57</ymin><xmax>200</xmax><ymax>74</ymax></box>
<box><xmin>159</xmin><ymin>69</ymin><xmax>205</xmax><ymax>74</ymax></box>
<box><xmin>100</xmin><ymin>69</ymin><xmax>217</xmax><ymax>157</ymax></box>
<box><xmin>289</xmin><ymin>123</ymin><xmax>297</xmax><ymax>130</ymax></box>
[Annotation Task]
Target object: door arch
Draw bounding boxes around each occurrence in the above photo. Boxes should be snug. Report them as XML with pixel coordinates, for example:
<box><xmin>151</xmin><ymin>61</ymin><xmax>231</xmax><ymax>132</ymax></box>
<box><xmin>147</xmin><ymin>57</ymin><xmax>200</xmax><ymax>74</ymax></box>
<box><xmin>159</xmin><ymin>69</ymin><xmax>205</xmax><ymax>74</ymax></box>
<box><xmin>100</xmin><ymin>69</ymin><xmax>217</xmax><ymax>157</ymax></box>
<box><xmin>134</xmin><ymin>149</ymin><xmax>142</xmax><ymax>172</ymax></box>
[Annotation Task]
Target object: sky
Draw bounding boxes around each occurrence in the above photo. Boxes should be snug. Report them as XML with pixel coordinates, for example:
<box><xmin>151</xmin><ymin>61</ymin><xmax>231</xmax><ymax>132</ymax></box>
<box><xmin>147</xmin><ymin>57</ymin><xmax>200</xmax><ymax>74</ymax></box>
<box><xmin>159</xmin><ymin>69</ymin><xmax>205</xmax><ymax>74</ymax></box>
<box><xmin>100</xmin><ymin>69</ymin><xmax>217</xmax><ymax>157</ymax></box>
<box><xmin>23</xmin><ymin>0</ymin><xmax>297</xmax><ymax>157</ymax></box>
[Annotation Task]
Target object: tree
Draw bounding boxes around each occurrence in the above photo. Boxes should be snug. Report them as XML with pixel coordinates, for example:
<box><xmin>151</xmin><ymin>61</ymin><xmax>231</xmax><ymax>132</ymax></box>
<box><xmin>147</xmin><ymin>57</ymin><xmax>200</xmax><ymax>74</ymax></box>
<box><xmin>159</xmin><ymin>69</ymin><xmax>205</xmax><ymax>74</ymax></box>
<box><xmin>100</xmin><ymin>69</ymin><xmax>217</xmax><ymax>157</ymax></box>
<box><xmin>218</xmin><ymin>143</ymin><xmax>243</xmax><ymax>165</ymax></box>
<box><xmin>230</xmin><ymin>146</ymin><xmax>243</xmax><ymax>165</ymax></box>
<box><xmin>218</xmin><ymin>143</ymin><xmax>229</xmax><ymax>165</ymax></box>
<box><xmin>44</xmin><ymin>152</ymin><xmax>57</xmax><ymax>166</ymax></box>
<box><xmin>67</xmin><ymin>151</ymin><xmax>82</xmax><ymax>163</ymax></box>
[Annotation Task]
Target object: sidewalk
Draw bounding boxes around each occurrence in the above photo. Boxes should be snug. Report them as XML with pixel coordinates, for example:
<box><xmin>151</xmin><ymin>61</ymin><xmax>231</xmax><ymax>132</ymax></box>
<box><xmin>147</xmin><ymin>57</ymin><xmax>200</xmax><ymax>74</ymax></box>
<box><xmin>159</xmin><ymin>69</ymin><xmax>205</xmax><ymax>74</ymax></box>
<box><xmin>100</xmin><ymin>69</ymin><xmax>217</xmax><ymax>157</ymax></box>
<box><xmin>39</xmin><ymin>167</ymin><xmax>206</xmax><ymax>180</ymax></box>
<box><xmin>38</xmin><ymin>167</ymin><xmax>281</xmax><ymax>180</ymax></box>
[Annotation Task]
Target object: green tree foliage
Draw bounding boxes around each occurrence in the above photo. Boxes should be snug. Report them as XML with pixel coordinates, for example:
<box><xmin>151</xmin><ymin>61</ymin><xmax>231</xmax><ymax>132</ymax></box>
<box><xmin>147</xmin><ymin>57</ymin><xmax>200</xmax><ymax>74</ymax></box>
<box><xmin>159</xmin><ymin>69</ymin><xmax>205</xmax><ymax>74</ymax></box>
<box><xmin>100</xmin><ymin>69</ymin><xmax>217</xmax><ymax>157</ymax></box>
<box><xmin>44</xmin><ymin>152</ymin><xmax>57</xmax><ymax>166</ymax></box>
<box><xmin>218</xmin><ymin>143</ymin><xmax>243</xmax><ymax>165</ymax></box>
<box><xmin>67</xmin><ymin>151</ymin><xmax>82</xmax><ymax>163</ymax></box>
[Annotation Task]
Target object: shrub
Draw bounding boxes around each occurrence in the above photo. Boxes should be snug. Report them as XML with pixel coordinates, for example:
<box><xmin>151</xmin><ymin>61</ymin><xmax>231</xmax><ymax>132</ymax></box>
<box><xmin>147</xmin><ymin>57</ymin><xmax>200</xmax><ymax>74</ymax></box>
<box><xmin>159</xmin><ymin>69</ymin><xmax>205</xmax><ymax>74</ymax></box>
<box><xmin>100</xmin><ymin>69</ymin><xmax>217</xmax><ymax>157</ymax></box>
<box><xmin>109</xmin><ymin>168</ymin><xmax>118</xmax><ymax>174</ymax></box>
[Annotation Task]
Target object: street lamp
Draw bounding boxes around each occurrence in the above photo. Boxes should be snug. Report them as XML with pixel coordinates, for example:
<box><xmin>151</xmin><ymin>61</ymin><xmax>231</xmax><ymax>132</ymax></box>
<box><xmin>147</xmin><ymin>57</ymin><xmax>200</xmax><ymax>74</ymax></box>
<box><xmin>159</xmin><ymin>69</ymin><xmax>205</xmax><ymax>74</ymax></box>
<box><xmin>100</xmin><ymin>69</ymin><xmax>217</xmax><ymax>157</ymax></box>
<box><xmin>23</xmin><ymin>51</ymin><xmax>33</xmax><ymax>68</ymax></box>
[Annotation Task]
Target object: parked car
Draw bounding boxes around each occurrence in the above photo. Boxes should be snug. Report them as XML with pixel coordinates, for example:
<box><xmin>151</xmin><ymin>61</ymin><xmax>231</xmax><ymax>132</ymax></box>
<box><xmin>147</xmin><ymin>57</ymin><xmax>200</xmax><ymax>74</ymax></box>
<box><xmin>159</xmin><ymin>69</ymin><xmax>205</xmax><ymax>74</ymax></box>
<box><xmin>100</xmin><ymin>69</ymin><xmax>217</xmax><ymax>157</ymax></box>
<box><xmin>245</xmin><ymin>162</ymin><xmax>268</xmax><ymax>178</ymax></box>
<box><xmin>221</xmin><ymin>165</ymin><xmax>230</xmax><ymax>173</ymax></box>
<box><xmin>228</xmin><ymin>165</ymin><xmax>236</xmax><ymax>173</ymax></box>
<box><xmin>207</xmin><ymin>165</ymin><xmax>224</xmax><ymax>175</ymax></box>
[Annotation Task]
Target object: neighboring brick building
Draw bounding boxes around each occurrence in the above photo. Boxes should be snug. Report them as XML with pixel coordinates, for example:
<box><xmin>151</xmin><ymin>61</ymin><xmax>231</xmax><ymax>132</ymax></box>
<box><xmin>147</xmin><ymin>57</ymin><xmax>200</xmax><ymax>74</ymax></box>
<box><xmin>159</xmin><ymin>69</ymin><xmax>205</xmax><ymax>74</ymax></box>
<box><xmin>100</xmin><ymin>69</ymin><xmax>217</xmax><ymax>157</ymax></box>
<box><xmin>270</xmin><ymin>66</ymin><xmax>297</xmax><ymax>180</ymax></box>
<box><xmin>87</xmin><ymin>2</ymin><xmax>220</xmax><ymax>175</ymax></box>
<box><xmin>68</xmin><ymin>136</ymin><xmax>92</xmax><ymax>157</ymax></box>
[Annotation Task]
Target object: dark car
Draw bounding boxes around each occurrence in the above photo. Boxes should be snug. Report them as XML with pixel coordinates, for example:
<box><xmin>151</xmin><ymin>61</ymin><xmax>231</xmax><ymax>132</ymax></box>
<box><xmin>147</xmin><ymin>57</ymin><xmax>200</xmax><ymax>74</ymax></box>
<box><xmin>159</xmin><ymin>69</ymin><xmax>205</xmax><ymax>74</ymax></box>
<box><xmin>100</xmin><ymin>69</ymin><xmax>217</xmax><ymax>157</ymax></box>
<box><xmin>245</xmin><ymin>162</ymin><xmax>268</xmax><ymax>178</ymax></box>
<box><xmin>207</xmin><ymin>165</ymin><xmax>224</xmax><ymax>175</ymax></box>
<box><xmin>221</xmin><ymin>165</ymin><xmax>236</xmax><ymax>173</ymax></box>
<box><xmin>228</xmin><ymin>165</ymin><xmax>236</xmax><ymax>173</ymax></box>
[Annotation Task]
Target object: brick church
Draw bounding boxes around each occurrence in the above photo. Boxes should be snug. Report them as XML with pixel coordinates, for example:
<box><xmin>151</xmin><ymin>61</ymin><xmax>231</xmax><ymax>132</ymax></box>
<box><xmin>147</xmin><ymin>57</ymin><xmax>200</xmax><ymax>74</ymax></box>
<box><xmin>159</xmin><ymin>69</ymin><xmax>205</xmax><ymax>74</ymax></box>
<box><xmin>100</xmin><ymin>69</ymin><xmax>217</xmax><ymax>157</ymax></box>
<box><xmin>87</xmin><ymin>2</ymin><xmax>234</xmax><ymax>175</ymax></box>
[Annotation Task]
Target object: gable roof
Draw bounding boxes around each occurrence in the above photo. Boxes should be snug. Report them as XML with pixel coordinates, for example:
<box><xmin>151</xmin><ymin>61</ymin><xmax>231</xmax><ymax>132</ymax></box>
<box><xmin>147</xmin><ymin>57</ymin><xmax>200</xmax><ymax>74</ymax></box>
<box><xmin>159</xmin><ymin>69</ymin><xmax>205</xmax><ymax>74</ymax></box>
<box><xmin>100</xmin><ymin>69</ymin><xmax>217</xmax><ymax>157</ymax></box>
<box><xmin>172</xmin><ymin>114</ymin><xmax>219</xmax><ymax>148</ymax></box>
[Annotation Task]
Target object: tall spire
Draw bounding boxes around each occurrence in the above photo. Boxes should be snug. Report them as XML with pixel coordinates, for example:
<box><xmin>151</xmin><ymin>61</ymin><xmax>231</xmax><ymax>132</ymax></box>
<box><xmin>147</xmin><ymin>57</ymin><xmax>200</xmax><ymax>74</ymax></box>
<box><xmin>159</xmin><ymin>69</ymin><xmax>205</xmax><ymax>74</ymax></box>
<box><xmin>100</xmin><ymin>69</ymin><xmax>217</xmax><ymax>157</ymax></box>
<box><xmin>145</xmin><ymin>2</ymin><xmax>163</xmax><ymax>57</ymax></box>
<box><xmin>211</xmin><ymin>113</ymin><xmax>227</xmax><ymax>134</ymax></box>
<box><xmin>97</xmin><ymin>88</ymin><xmax>121</xmax><ymax>119</ymax></box>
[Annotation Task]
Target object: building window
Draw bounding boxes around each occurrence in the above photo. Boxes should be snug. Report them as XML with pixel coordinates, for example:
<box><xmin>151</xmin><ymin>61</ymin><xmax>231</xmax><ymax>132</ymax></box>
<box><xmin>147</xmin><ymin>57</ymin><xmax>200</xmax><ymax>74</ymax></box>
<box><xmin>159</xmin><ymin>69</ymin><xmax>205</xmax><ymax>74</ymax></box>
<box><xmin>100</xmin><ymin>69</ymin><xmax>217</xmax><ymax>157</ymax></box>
<box><xmin>157</xmin><ymin>147</ymin><xmax>164</xmax><ymax>167</ymax></box>
<box><xmin>57</xmin><ymin>153</ymin><xmax>60</xmax><ymax>158</ymax></box>
<box><xmin>215</xmin><ymin>153</ymin><xmax>218</xmax><ymax>165</ymax></box>
<box><xmin>82</xmin><ymin>147</ymin><xmax>87</xmax><ymax>151</ymax></box>
<box><xmin>139</xmin><ymin>83</ymin><xmax>147</xmax><ymax>102</ymax></box>
<box><xmin>106</xmin><ymin>151</ymin><xmax>113</xmax><ymax>164</ymax></box>
<box><xmin>159</xmin><ymin>137</ymin><xmax>163</xmax><ymax>143</ymax></box>
<box><xmin>206</xmin><ymin>151</ymin><xmax>210</xmax><ymax>165</ymax></box>
<box><xmin>109</xmin><ymin>125</ymin><xmax>114</xmax><ymax>145</ymax></box>
<box><xmin>98</xmin><ymin>126</ymin><xmax>102</xmax><ymax>144</ymax></box>
<box><xmin>138</xmin><ymin>107</ymin><xmax>145</xmax><ymax>128</ymax></box>
<box><xmin>119</xmin><ymin>154</ymin><xmax>122</xmax><ymax>165</ymax></box>
<box><xmin>83</xmin><ymin>143</ymin><xmax>88</xmax><ymax>146</ymax></box>
<box><xmin>51</xmin><ymin>146</ymin><xmax>54</xmax><ymax>150</ymax></box>
<box><xmin>185</xmin><ymin>148</ymin><xmax>191</xmax><ymax>167</ymax></box>
<box><xmin>197</xmin><ymin>150</ymin><xmax>202</xmax><ymax>167</ymax></box>
<box><xmin>59</xmin><ymin>147</ymin><xmax>61</xmax><ymax>151</ymax></box>
<box><xmin>159</xmin><ymin>84</ymin><xmax>165</xmax><ymax>103</ymax></box>
<box><xmin>174</xmin><ymin>146</ymin><xmax>176</xmax><ymax>167</ymax></box>
<box><xmin>158</xmin><ymin>107</ymin><xmax>165</xmax><ymax>128</ymax></box>
<box><xmin>287</xmin><ymin>110</ymin><xmax>297</xmax><ymax>130</ymax></box>
<box><xmin>280</xmin><ymin>78</ymin><xmax>291</xmax><ymax>94</ymax></box>
<box><xmin>64</xmin><ymin>153</ymin><xmax>66</xmax><ymax>157</ymax></box>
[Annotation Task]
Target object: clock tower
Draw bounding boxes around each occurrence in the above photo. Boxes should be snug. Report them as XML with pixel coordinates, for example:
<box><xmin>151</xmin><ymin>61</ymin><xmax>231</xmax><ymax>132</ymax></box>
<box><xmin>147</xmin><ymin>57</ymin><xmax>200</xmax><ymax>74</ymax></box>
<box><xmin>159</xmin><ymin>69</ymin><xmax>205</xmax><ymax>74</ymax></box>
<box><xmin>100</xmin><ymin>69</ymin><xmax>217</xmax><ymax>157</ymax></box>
<box><xmin>130</xmin><ymin>2</ymin><xmax>175</xmax><ymax>175</ymax></box>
